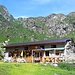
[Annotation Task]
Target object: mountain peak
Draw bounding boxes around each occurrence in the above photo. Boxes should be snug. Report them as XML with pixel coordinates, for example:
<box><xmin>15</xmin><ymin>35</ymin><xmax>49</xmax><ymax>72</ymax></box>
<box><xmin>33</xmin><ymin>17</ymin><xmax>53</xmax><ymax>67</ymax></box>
<box><xmin>0</xmin><ymin>5</ymin><xmax>14</xmax><ymax>22</ymax></box>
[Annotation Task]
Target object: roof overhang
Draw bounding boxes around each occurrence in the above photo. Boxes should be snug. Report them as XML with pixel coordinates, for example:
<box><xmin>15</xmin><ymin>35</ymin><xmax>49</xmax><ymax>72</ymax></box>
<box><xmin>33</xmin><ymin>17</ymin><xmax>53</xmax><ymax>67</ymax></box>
<box><xmin>2</xmin><ymin>38</ymin><xmax>72</xmax><ymax>48</ymax></box>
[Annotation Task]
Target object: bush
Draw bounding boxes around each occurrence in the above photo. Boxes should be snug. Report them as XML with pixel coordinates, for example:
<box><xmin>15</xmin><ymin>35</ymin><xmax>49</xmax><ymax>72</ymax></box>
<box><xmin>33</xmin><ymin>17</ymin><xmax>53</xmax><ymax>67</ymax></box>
<box><xmin>58</xmin><ymin>62</ymin><xmax>75</xmax><ymax>71</ymax></box>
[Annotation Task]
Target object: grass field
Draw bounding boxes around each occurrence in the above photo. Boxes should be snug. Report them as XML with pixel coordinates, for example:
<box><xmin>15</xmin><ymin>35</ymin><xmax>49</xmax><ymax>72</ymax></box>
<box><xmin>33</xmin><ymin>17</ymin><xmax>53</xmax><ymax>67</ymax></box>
<box><xmin>0</xmin><ymin>62</ymin><xmax>75</xmax><ymax>75</ymax></box>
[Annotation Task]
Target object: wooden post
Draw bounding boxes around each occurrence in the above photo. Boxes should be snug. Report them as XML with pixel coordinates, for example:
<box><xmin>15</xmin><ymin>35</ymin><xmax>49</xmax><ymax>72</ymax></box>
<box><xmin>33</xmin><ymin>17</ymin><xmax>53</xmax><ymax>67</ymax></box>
<box><xmin>32</xmin><ymin>50</ymin><xmax>34</xmax><ymax>63</ymax></box>
<box><xmin>39</xmin><ymin>51</ymin><xmax>40</xmax><ymax>62</ymax></box>
<box><xmin>43</xmin><ymin>51</ymin><xmax>45</xmax><ymax>62</ymax></box>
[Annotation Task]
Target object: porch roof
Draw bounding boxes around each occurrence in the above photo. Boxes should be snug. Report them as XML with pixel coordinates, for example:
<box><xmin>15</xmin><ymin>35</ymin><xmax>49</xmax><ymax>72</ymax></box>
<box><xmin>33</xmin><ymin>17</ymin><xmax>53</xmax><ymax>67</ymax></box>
<box><xmin>33</xmin><ymin>47</ymin><xmax>64</xmax><ymax>51</ymax></box>
<box><xmin>44</xmin><ymin>47</ymin><xmax>65</xmax><ymax>51</ymax></box>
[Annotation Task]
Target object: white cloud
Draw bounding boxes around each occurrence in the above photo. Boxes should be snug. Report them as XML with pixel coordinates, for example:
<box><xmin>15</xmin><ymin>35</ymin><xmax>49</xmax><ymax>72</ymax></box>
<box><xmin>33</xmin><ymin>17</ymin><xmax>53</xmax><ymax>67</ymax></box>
<box><xmin>14</xmin><ymin>15</ymin><xmax>35</xmax><ymax>18</ymax></box>
<box><xmin>14</xmin><ymin>16</ymin><xmax>28</xmax><ymax>18</ymax></box>
<box><xmin>32</xmin><ymin>0</ymin><xmax>51</xmax><ymax>4</ymax></box>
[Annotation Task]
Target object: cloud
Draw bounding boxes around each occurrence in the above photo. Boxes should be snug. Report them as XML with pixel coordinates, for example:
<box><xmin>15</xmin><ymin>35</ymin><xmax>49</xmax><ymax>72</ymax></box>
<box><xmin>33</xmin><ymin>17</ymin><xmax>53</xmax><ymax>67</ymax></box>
<box><xmin>14</xmin><ymin>16</ymin><xmax>29</xmax><ymax>18</ymax></box>
<box><xmin>32</xmin><ymin>0</ymin><xmax>51</xmax><ymax>4</ymax></box>
<box><xmin>14</xmin><ymin>15</ymin><xmax>35</xmax><ymax>18</ymax></box>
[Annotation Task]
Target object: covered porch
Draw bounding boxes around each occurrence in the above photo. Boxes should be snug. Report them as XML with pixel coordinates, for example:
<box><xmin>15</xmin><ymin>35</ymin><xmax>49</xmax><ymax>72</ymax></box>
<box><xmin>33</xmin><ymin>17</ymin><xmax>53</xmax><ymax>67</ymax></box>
<box><xmin>43</xmin><ymin>47</ymin><xmax>65</xmax><ymax>63</ymax></box>
<box><xmin>4</xmin><ymin>47</ymin><xmax>65</xmax><ymax>63</ymax></box>
<box><xmin>7</xmin><ymin>49</ymin><xmax>44</xmax><ymax>63</ymax></box>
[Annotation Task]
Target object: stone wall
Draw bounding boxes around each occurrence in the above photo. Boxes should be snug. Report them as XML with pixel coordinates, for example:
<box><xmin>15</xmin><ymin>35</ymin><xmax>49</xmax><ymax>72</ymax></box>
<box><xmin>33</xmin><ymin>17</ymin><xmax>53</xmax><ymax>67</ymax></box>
<box><xmin>65</xmin><ymin>41</ymin><xmax>75</xmax><ymax>61</ymax></box>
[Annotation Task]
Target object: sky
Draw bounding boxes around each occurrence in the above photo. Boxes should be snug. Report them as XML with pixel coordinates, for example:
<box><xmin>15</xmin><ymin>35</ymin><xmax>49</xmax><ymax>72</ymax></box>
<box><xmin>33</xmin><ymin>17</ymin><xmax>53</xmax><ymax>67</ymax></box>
<box><xmin>0</xmin><ymin>0</ymin><xmax>75</xmax><ymax>18</ymax></box>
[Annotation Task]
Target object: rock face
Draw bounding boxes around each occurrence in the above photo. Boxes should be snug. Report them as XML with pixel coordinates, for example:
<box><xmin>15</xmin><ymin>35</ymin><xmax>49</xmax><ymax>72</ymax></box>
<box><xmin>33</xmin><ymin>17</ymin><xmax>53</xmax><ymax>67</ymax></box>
<box><xmin>65</xmin><ymin>41</ymin><xmax>75</xmax><ymax>61</ymax></box>
<box><xmin>17</xmin><ymin>13</ymin><xmax>75</xmax><ymax>38</ymax></box>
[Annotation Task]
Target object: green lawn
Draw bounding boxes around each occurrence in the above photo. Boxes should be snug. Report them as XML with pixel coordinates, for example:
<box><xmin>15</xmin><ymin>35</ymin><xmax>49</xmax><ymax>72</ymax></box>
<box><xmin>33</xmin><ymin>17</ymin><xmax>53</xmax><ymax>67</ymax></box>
<box><xmin>0</xmin><ymin>62</ymin><xmax>75</xmax><ymax>75</ymax></box>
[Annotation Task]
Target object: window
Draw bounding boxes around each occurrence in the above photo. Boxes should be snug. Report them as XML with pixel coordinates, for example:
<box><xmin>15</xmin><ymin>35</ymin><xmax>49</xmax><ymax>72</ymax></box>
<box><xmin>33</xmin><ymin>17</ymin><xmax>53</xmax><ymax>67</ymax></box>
<box><xmin>40</xmin><ymin>46</ymin><xmax>44</xmax><ymax>49</ymax></box>
<box><xmin>45</xmin><ymin>51</ymin><xmax>49</xmax><ymax>56</ymax></box>
<box><xmin>24</xmin><ymin>47</ymin><xmax>28</xmax><ymax>50</ymax></box>
<box><xmin>34</xmin><ymin>52</ymin><xmax>39</xmax><ymax>57</ymax></box>
<box><xmin>37</xmin><ymin>45</ymin><xmax>44</xmax><ymax>49</ymax></box>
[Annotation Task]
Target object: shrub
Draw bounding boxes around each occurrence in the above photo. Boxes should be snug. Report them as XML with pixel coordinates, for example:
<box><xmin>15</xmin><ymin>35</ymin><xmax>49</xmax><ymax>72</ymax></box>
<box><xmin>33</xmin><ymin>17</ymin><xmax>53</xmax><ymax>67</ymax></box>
<box><xmin>58</xmin><ymin>62</ymin><xmax>75</xmax><ymax>71</ymax></box>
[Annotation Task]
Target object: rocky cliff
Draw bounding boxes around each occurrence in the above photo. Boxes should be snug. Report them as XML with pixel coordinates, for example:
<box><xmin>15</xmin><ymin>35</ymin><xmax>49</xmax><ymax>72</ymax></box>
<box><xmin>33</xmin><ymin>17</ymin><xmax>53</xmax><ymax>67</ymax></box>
<box><xmin>17</xmin><ymin>12</ymin><xmax>75</xmax><ymax>38</ymax></box>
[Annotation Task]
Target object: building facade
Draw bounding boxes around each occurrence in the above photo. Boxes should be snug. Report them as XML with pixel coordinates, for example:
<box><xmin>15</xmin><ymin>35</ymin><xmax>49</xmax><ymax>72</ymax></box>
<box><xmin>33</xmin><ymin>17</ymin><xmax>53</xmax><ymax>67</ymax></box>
<box><xmin>3</xmin><ymin>38</ymin><xmax>74</xmax><ymax>63</ymax></box>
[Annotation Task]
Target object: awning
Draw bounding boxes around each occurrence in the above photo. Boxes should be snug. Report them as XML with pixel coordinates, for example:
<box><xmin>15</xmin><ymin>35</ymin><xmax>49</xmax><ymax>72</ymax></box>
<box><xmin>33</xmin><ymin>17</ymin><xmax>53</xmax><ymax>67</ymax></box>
<box><xmin>32</xmin><ymin>47</ymin><xmax>64</xmax><ymax>51</ymax></box>
<box><xmin>45</xmin><ymin>47</ymin><xmax>65</xmax><ymax>51</ymax></box>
